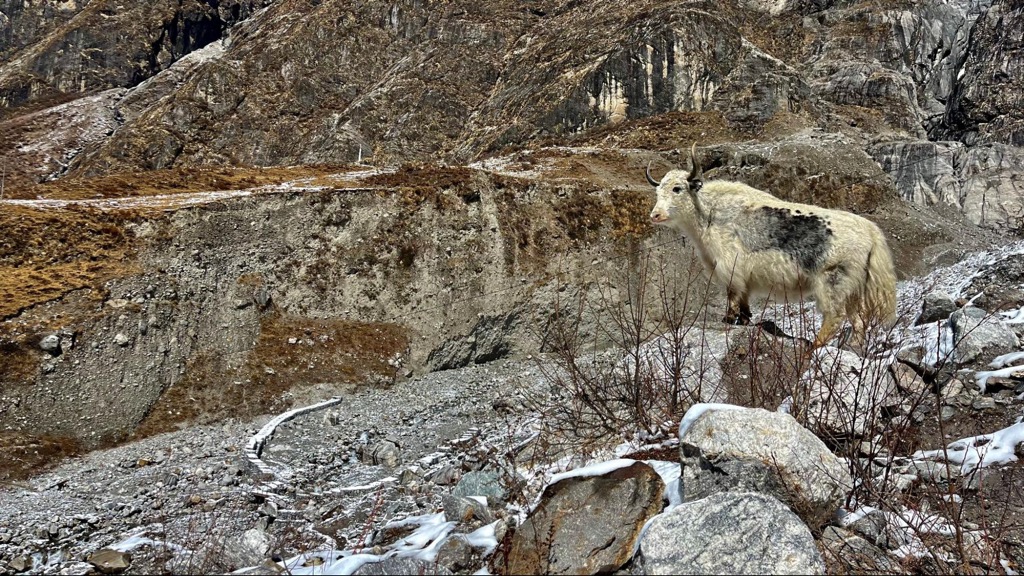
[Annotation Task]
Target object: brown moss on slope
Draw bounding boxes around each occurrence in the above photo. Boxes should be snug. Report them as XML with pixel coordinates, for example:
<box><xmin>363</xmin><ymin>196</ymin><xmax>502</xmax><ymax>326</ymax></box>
<box><xmin>0</xmin><ymin>432</ymin><xmax>82</xmax><ymax>482</ymax></box>
<box><xmin>134</xmin><ymin>314</ymin><xmax>409</xmax><ymax>438</ymax></box>
<box><xmin>0</xmin><ymin>205</ymin><xmax>137</xmax><ymax>319</ymax></box>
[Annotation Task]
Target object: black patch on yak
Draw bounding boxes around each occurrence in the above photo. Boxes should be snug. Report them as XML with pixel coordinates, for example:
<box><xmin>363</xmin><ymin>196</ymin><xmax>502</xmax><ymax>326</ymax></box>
<box><xmin>742</xmin><ymin>207</ymin><xmax>832</xmax><ymax>271</ymax></box>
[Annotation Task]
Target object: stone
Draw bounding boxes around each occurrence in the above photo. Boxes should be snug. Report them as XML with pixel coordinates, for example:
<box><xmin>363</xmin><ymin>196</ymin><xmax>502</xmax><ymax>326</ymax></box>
<box><xmin>426</xmin><ymin>311</ymin><xmax>522</xmax><ymax>371</ymax></box>
<box><xmin>9</xmin><ymin>555</ymin><xmax>31</xmax><ymax>572</ymax></box>
<box><xmin>113</xmin><ymin>333</ymin><xmax>130</xmax><ymax>347</ymax></box>
<box><xmin>678</xmin><ymin>404</ymin><xmax>852</xmax><ymax>531</ymax></box>
<box><xmin>506</xmin><ymin>461</ymin><xmax>664</xmax><ymax>575</ymax></box>
<box><xmin>435</xmin><ymin>534</ymin><xmax>478</xmax><ymax>573</ymax></box>
<box><xmin>802</xmin><ymin>346</ymin><xmax>899</xmax><ymax>438</ymax></box>
<box><xmin>917</xmin><ymin>291</ymin><xmax>958</xmax><ymax>325</ymax></box>
<box><xmin>442</xmin><ymin>495</ymin><xmax>492</xmax><ymax>525</ymax></box>
<box><xmin>223</xmin><ymin>528</ymin><xmax>272</xmax><ymax>568</ymax></box>
<box><xmin>973</xmin><ymin>396</ymin><xmax>996</xmax><ymax>410</ymax></box>
<box><xmin>819</xmin><ymin>526</ymin><xmax>903</xmax><ymax>574</ymax></box>
<box><xmin>365</xmin><ymin>440</ymin><xmax>401</xmax><ymax>468</ymax></box>
<box><xmin>893</xmin><ymin>362</ymin><xmax>928</xmax><ymax>396</ymax></box>
<box><xmin>451</xmin><ymin>470</ymin><xmax>505</xmax><ymax>504</ymax></box>
<box><xmin>640</xmin><ymin>492</ymin><xmax>825</xmax><ymax>575</ymax></box>
<box><xmin>844</xmin><ymin>509</ymin><xmax>910</xmax><ymax>550</ymax></box>
<box><xmin>619</xmin><ymin>329</ymin><xmax>729</xmax><ymax>404</ymax></box>
<box><xmin>950</xmin><ymin>307</ymin><xmax>1019</xmax><ymax>366</ymax></box>
<box><xmin>39</xmin><ymin>334</ymin><xmax>62</xmax><ymax>354</ymax></box>
<box><xmin>87</xmin><ymin>549</ymin><xmax>131</xmax><ymax>574</ymax></box>
<box><xmin>431</xmin><ymin>465</ymin><xmax>462</xmax><ymax>486</ymax></box>
<box><xmin>353</xmin><ymin>558</ymin><xmax>452</xmax><ymax>575</ymax></box>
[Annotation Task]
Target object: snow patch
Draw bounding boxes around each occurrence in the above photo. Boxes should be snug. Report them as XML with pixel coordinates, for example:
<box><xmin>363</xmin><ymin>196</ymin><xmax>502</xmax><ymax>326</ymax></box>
<box><xmin>278</xmin><ymin>512</ymin><xmax>457</xmax><ymax>575</ymax></box>
<box><xmin>678</xmin><ymin>403</ymin><xmax>745</xmax><ymax>437</ymax></box>
<box><xmin>913</xmin><ymin>421</ymin><xmax>1024</xmax><ymax>474</ymax></box>
<box><xmin>548</xmin><ymin>458</ymin><xmax>636</xmax><ymax>484</ymax></box>
<box><xmin>465</xmin><ymin>521</ymin><xmax>501</xmax><ymax>556</ymax></box>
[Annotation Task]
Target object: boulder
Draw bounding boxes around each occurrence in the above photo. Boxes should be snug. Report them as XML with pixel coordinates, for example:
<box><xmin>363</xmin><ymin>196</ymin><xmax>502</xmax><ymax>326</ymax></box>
<box><xmin>950</xmin><ymin>306</ymin><xmax>1019</xmax><ymax>365</ymax></box>
<box><xmin>802</xmin><ymin>346</ymin><xmax>899</xmax><ymax>438</ymax></box>
<box><xmin>678</xmin><ymin>404</ymin><xmax>851</xmax><ymax>530</ymax></box>
<box><xmin>505</xmin><ymin>461</ymin><xmax>664</xmax><ymax>575</ymax></box>
<box><xmin>916</xmin><ymin>291</ymin><xmax>958</xmax><ymax>325</ymax></box>
<box><xmin>451</xmin><ymin>470</ymin><xmax>505</xmax><ymax>504</ymax></box>
<box><xmin>363</xmin><ymin>440</ymin><xmax>401</xmax><ymax>468</ymax></box>
<box><xmin>819</xmin><ymin>526</ymin><xmax>902</xmax><ymax>574</ymax></box>
<box><xmin>87</xmin><ymin>549</ymin><xmax>131</xmax><ymax>574</ymax></box>
<box><xmin>39</xmin><ymin>334</ymin><xmax>62</xmax><ymax>354</ymax></box>
<box><xmin>640</xmin><ymin>492</ymin><xmax>825</xmax><ymax>575</ymax></box>
<box><xmin>623</xmin><ymin>329</ymin><xmax>728</xmax><ymax>404</ymax></box>
<box><xmin>353</xmin><ymin>558</ymin><xmax>452</xmax><ymax>575</ymax></box>
<box><xmin>441</xmin><ymin>495</ymin><xmax>492</xmax><ymax>525</ymax></box>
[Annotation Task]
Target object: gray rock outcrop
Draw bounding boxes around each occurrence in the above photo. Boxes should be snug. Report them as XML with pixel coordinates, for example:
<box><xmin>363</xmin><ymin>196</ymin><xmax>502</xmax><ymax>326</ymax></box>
<box><xmin>640</xmin><ymin>491</ymin><xmax>826</xmax><ymax>575</ymax></box>
<box><xmin>678</xmin><ymin>405</ymin><xmax>851</xmax><ymax>530</ymax></box>
<box><xmin>950</xmin><ymin>306</ymin><xmax>1020</xmax><ymax>365</ymax></box>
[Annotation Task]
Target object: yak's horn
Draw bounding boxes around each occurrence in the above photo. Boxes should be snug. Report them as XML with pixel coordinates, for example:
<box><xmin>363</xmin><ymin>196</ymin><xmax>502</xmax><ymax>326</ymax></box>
<box><xmin>645</xmin><ymin>161</ymin><xmax>659</xmax><ymax>187</ymax></box>
<box><xmin>688</xmin><ymin>143</ymin><xmax>703</xmax><ymax>182</ymax></box>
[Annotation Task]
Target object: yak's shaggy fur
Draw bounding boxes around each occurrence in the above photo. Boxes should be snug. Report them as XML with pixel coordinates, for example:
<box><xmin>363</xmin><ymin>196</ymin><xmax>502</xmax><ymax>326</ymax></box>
<box><xmin>648</xmin><ymin>147</ymin><xmax>897</xmax><ymax>348</ymax></box>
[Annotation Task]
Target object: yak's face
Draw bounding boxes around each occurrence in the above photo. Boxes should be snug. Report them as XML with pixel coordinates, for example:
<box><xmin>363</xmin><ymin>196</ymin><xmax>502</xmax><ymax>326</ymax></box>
<box><xmin>650</xmin><ymin>170</ymin><xmax>698</xmax><ymax>225</ymax></box>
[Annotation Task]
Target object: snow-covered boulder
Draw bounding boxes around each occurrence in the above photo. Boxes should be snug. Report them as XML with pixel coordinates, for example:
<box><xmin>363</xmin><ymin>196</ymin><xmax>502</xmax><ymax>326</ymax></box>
<box><xmin>950</xmin><ymin>306</ymin><xmax>1020</xmax><ymax>365</ymax></box>
<box><xmin>678</xmin><ymin>405</ymin><xmax>851</xmax><ymax>530</ymax></box>
<box><xmin>802</xmin><ymin>346</ymin><xmax>899</xmax><ymax>438</ymax></box>
<box><xmin>640</xmin><ymin>492</ymin><xmax>825</xmax><ymax>575</ymax></box>
<box><xmin>506</xmin><ymin>460</ymin><xmax>664</xmax><ymax>575</ymax></box>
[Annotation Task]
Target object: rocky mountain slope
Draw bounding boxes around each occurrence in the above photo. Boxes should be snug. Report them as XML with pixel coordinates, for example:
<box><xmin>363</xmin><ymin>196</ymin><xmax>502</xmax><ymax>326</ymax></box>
<box><xmin>2</xmin><ymin>0</ymin><xmax>1024</xmax><ymax>573</ymax></box>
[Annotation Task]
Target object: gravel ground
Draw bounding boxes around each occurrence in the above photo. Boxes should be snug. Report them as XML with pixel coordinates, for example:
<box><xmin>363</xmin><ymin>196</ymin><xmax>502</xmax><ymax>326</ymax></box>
<box><xmin>0</xmin><ymin>359</ymin><xmax>545</xmax><ymax>575</ymax></box>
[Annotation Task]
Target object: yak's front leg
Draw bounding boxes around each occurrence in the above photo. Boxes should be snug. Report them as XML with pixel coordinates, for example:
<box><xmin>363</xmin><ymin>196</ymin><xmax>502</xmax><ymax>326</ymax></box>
<box><xmin>724</xmin><ymin>290</ymin><xmax>752</xmax><ymax>325</ymax></box>
<box><xmin>812</xmin><ymin>313</ymin><xmax>842</xmax><ymax>349</ymax></box>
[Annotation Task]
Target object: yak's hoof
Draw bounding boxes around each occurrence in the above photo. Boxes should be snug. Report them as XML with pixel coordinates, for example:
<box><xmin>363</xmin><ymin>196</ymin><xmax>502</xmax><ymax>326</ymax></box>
<box><xmin>723</xmin><ymin>315</ymin><xmax>750</xmax><ymax>326</ymax></box>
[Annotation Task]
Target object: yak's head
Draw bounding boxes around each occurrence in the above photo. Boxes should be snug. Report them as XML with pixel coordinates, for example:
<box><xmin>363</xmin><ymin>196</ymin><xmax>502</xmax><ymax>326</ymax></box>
<box><xmin>648</xmin><ymin>143</ymin><xmax>704</xmax><ymax>225</ymax></box>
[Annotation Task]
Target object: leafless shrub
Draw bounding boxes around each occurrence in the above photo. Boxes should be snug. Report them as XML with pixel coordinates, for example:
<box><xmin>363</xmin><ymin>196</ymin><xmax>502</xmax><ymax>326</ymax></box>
<box><xmin>525</xmin><ymin>250</ymin><xmax>718</xmax><ymax>453</ymax></box>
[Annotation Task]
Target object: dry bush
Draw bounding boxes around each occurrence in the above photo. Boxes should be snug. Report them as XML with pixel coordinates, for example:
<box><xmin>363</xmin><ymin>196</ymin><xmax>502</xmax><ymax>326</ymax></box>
<box><xmin>524</xmin><ymin>250</ymin><xmax>718</xmax><ymax>452</ymax></box>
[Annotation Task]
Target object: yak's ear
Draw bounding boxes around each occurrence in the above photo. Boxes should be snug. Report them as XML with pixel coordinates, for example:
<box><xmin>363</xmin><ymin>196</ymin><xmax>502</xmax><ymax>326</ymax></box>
<box><xmin>688</xmin><ymin>143</ymin><xmax>704</xmax><ymax>186</ymax></box>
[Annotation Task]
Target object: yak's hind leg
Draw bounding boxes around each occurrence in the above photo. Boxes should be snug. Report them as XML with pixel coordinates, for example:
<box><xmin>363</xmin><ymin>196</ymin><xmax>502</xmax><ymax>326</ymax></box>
<box><xmin>724</xmin><ymin>289</ymin><xmax>752</xmax><ymax>325</ymax></box>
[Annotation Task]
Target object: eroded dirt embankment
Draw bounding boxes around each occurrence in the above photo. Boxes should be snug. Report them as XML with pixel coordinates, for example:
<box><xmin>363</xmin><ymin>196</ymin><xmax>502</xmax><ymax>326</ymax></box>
<box><xmin>0</xmin><ymin>161</ymin><xmax>662</xmax><ymax>478</ymax></box>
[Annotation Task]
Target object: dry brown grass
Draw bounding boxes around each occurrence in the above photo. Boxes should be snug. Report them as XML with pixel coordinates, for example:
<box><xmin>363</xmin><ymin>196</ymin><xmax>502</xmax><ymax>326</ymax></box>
<box><xmin>134</xmin><ymin>313</ymin><xmax>409</xmax><ymax>438</ymax></box>
<box><xmin>2</xmin><ymin>164</ymin><xmax>357</xmax><ymax>201</ymax></box>
<box><xmin>0</xmin><ymin>432</ymin><xmax>82</xmax><ymax>482</ymax></box>
<box><xmin>569</xmin><ymin>111</ymin><xmax>750</xmax><ymax>151</ymax></box>
<box><xmin>0</xmin><ymin>333</ymin><xmax>38</xmax><ymax>387</ymax></box>
<box><xmin>0</xmin><ymin>204</ymin><xmax>139</xmax><ymax>319</ymax></box>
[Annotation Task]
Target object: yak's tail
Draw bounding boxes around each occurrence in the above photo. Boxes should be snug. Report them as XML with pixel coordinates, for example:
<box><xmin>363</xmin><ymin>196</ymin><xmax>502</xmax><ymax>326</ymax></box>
<box><xmin>863</xmin><ymin>227</ymin><xmax>897</xmax><ymax>325</ymax></box>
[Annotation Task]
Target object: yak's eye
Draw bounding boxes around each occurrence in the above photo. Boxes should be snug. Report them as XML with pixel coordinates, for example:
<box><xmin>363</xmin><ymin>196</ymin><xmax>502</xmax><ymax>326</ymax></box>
<box><xmin>672</xmin><ymin>186</ymin><xmax>683</xmax><ymax>194</ymax></box>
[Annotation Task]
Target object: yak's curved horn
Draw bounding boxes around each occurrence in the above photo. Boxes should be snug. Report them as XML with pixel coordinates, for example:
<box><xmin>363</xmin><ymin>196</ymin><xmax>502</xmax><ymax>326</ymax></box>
<box><xmin>688</xmin><ymin>143</ymin><xmax>703</xmax><ymax>182</ymax></box>
<box><xmin>645</xmin><ymin>162</ymin><xmax>659</xmax><ymax>187</ymax></box>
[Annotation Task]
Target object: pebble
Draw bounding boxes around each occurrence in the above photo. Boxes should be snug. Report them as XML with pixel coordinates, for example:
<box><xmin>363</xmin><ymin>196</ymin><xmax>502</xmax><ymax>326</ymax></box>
<box><xmin>973</xmin><ymin>397</ymin><xmax>996</xmax><ymax>411</ymax></box>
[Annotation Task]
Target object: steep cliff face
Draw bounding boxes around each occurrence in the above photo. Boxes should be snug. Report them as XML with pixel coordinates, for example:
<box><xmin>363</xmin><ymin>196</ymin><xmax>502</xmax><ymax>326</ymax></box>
<box><xmin>0</xmin><ymin>0</ymin><xmax>271</xmax><ymax>111</ymax></box>
<box><xmin>1</xmin><ymin>2</ymin><xmax>1019</xmax><ymax>176</ymax></box>
<box><xmin>0</xmin><ymin>0</ymin><xmax>1017</xmax><ymax>226</ymax></box>
<box><xmin>941</xmin><ymin>0</ymin><xmax>1024</xmax><ymax>146</ymax></box>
